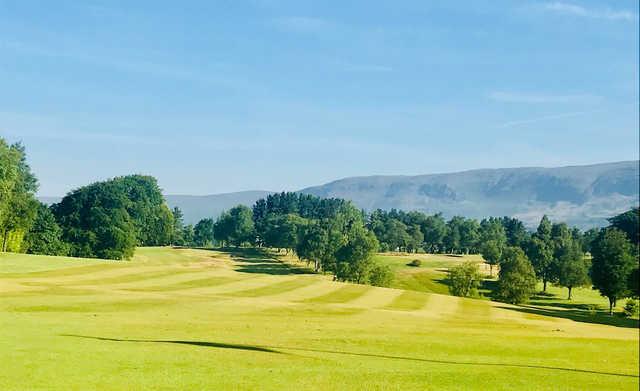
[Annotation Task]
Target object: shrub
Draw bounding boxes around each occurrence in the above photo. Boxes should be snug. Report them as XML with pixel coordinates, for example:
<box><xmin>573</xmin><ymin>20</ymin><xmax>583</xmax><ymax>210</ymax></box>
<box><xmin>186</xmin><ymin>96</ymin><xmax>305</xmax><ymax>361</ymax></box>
<box><xmin>448</xmin><ymin>261</ymin><xmax>482</xmax><ymax>297</ymax></box>
<box><xmin>623</xmin><ymin>299</ymin><xmax>639</xmax><ymax>318</ymax></box>
<box><xmin>407</xmin><ymin>259</ymin><xmax>422</xmax><ymax>267</ymax></box>
<box><xmin>369</xmin><ymin>264</ymin><xmax>394</xmax><ymax>287</ymax></box>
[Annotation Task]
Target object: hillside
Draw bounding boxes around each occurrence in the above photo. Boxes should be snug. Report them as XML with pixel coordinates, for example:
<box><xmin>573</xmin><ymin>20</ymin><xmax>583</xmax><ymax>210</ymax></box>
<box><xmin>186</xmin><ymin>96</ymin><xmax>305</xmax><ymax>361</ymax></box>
<box><xmin>39</xmin><ymin>161</ymin><xmax>639</xmax><ymax>228</ymax></box>
<box><xmin>164</xmin><ymin>191</ymin><xmax>273</xmax><ymax>224</ymax></box>
<box><xmin>301</xmin><ymin>161</ymin><xmax>639</xmax><ymax>228</ymax></box>
<box><xmin>1</xmin><ymin>247</ymin><xmax>637</xmax><ymax>389</ymax></box>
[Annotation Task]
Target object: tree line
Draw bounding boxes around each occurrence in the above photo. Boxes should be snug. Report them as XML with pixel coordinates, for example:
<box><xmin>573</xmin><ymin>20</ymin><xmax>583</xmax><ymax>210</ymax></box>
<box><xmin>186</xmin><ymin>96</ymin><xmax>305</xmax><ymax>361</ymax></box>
<box><xmin>2</xmin><ymin>137</ymin><xmax>638</xmax><ymax>307</ymax></box>
<box><xmin>1</xmin><ymin>136</ymin><xmax>175</xmax><ymax>259</ymax></box>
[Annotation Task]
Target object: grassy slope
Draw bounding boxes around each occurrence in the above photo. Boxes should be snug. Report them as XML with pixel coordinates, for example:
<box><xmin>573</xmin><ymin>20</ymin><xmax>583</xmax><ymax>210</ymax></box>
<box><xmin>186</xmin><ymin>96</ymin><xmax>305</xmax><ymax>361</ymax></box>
<box><xmin>0</xmin><ymin>247</ymin><xmax>638</xmax><ymax>390</ymax></box>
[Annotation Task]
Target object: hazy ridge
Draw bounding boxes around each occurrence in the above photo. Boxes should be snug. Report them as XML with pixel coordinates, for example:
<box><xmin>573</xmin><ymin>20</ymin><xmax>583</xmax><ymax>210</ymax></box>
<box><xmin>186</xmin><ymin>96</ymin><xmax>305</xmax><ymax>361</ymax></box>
<box><xmin>40</xmin><ymin>161</ymin><xmax>639</xmax><ymax>228</ymax></box>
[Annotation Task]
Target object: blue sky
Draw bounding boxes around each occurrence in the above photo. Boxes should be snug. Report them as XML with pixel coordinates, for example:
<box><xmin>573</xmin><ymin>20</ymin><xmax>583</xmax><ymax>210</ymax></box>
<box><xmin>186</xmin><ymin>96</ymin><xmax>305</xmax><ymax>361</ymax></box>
<box><xmin>1</xmin><ymin>0</ymin><xmax>638</xmax><ymax>196</ymax></box>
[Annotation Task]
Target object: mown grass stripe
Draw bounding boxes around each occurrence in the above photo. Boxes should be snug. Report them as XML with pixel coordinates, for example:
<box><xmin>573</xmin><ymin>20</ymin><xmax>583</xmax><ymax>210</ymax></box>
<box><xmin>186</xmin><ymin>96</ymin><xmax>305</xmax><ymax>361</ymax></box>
<box><xmin>125</xmin><ymin>276</ymin><xmax>239</xmax><ymax>292</ymax></box>
<box><xmin>226</xmin><ymin>277</ymin><xmax>315</xmax><ymax>297</ymax></box>
<box><xmin>302</xmin><ymin>284</ymin><xmax>371</xmax><ymax>304</ymax></box>
<box><xmin>2</xmin><ymin>263</ymin><xmax>123</xmax><ymax>278</ymax></box>
<box><xmin>66</xmin><ymin>269</ymin><xmax>199</xmax><ymax>286</ymax></box>
<box><xmin>384</xmin><ymin>290</ymin><xmax>430</xmax><ymax>311</ymax></box>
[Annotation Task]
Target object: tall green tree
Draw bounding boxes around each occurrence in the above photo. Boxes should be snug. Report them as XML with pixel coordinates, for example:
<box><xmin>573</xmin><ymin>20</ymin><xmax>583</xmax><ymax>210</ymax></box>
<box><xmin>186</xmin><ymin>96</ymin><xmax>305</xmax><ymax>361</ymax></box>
<box><xmin>23</xmin><ymin>203</ymin><xmax>68</xmax><ymax>256</ymax></box>
<box><xmin>480</xmin><ymin>240</ymin><xmax>503</xmax><ymax>277</ymax></box>
<box><xmin>526</xmin><ymin>215</ymin><xmax>557</xmax><ymax>291</ymax></box>
<box><xmin>479</xmin><ymin>217</ymin><xmax>507</xmax><ymax>276</ymax></box>
<box><xmin>555</xmin><ymin>238</ymin><xmax>589</xmax><ymax>299</ymax></box>
<box><xmin>113</xmin><ymin>175</ymin><xmax>174</xmax><ymax>246</ymax></box>
<box><xmin>525</xmin><ymin>237</ymin><xmax>554</xmax><ymax>291</ymax></box>
<box><xmin>448</xmin><ymin>261</ymin><xmax>482</xmax><ymax>297</ymax></box>
<box><xmin>194</xmin><ymin>218</ymin><xmax>215</xmax><ymax>247</ymax></box>
<box><xmin>496</xmin><ymin>247</ymin><xmax>537</xmax><ymax>304</ymax></box>
<box><xmin>171</xmin><ymin>207</ymin><xmax>185</xmax><ymax>245</ymax></box>
<box><xmin>0</xmin><ymin>141</ymin><xmax>38</xmax><ymax>252</ymax></box>
<box><xmin>182</xmin><ymin>224</ymin><xmax>195</xmax><ymax>246</ymax></box>
<box><xmin>590</xmin><ymin>228</ymin><xmax>636</xmax><ymax>314</ymax></box>
<box><xmin>53</xmin><ymin>180</ymin><xmax>137</xmax><ymax>260</ymax></box>
<box><xmin>227</xmin><ymin>205</ymin><xmax>255</xmax><ymax>247</ymax></box>
<box><xmin>422</xmin><ymin>213</ymin><xmax>447</xmax><ymax>253</ymax></box>
<box><xmin>335</xmin><ymin>225</ymin><xmax>379</xmax><ymax>283</ymax></box>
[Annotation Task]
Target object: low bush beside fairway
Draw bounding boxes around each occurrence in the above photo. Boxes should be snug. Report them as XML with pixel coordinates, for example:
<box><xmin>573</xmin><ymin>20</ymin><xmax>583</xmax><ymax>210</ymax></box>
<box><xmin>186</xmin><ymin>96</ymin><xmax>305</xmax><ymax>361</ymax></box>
<box><xmin>0</xmin><ymin>247</ymin><xmax>638</xmax><ymax>390</ymax></box>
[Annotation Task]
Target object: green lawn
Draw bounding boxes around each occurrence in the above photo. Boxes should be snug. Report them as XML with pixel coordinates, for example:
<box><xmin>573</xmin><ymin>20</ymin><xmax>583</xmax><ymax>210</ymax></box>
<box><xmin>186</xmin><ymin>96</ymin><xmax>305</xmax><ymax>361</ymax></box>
<box><xmin>374</xmin><ymin>252</ymin><xmax>486</xmax><ymax>295</ymax></box>
<box><xmin>374</xmin><ymin>251</ymin><xmax>638</xmax><ymax>326</ymax></box>
<box><xmin>1</xmin><ymin>247</ymin><xmax>638</xmax><ymax>390</ymax></box>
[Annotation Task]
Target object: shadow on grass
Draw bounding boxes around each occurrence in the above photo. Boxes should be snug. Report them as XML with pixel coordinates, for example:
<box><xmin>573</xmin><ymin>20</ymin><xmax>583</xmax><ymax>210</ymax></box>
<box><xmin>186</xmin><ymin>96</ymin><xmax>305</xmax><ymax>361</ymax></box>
<box><xmin>220</xmin><ymin>247</ymin><xmax>314</xmax><ymax>276</ymax></box>
<box><xmin>61</xmin><ymin>334</ymin><xmax>282</xmax><ymax>353</ymax></box>
<box><xmin>62</xmin><ymin>334</ymin><xmax>638</xmax><ymax>378</ymax></box>
<box><xmin>497</xmin><ymin>305</ymin><xmax>639</xmax><ymax>329</ymax></box>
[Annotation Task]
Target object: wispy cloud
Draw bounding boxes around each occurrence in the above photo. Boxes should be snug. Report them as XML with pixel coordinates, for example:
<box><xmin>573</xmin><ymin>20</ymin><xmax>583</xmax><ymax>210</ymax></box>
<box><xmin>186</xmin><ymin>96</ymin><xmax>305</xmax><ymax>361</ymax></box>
<box><xmin>540</xmin><ymin>2</ymin><xmax>638</xmax><ymax>21</ymax></box>
<box><xmin>487</xmin><ymin>91</ymin><xmax>600</xmax><ymax>104</ymax></box>
<box><xmin>499</xmin><ymin>110</ymin><xmax>594</xmax><ymax>128</ymax></box>
<box><xmin>272</xmin><ymin>16</ymin><xmax>334</xmax><ymax>34</ymax></box>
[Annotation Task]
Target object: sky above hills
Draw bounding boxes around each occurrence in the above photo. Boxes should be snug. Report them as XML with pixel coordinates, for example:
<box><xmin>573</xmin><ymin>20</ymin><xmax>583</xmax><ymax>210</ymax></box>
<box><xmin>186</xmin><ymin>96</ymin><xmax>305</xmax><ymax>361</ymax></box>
<box><xmin>1</xmin><ymin>0</ymin><xmax>638</xmax><ymax>196</ymax></box>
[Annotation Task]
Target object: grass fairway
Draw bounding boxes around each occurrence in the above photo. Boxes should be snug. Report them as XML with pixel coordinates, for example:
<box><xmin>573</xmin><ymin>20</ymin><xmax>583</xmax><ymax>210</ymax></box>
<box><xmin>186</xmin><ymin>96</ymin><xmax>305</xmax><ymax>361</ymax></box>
<box><xmin>1</xmin><ymin>248</ymin><xmax>638</xmax><ymax>390</ymax></box>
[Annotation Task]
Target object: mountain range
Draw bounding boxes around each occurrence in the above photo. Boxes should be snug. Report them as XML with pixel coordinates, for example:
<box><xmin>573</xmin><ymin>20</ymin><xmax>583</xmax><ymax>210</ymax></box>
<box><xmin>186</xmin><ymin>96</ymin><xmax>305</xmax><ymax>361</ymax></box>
<box><xmin>40</xmin><ymin>161</ymin><xmax>639</xmax><ymax>229</ymax></box>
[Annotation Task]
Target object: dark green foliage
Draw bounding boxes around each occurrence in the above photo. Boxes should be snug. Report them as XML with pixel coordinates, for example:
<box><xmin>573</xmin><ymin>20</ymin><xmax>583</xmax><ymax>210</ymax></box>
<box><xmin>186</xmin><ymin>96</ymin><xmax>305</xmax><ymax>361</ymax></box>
<box><xmin>23</xmin><ymin>203</ymin><xmax>68</xmax><ymax>256</ymax></box>
<box><xmin>590</xmin><ymin>228</ymin><xmax>636</xmax><ymax>314</ymax></box>
<box><xmin>555</xmin><ymin>238</ymin><xmax>589</xmax><ymax>299</ymax></box>
<box><xmin>479</xmin><ymin>217</ymin><xmax>507</xmax><ymax>276</ymax></box>
<box><xmin>214</xmin><ymin>205</ymin><xmax>255</xmax><ymax>247</ymax></box>
<box><xmin>259</xmin><ymin>213</ymin><xmax>306</xmax><ymax>253</ymax></box>
<box><xmin>194</xmin><ymin>218</ymin><xmax>215</xmax><ymax>247</ymax></box>
<box><xmin>628</xmin><ymin>267</ymin><xmax>639</xmax><ymax>299</ymax></box>
<box><xmin>496</xmin><ymin>247</ymin><xmax>537</xmax><ymax>304</ymax></box>
<box><xmin>581</xmin><ymin>227</ymin><xmax>599</xmax><ymax>253</ymax></box>
<box><xmin>607</xmin><ymin>208</ymin><xmax>639</xmax><ymax>246</ymax></box>
<box><xmin>368</xmin><ymin>263</ymin><xmax>394</xmax><ymax>287</ymax></box>
<box><xmin>113</xmin><ymin>175</ymin><xmax>174</xmax><ymax>246</ymax></box>
<box><xmin>422</xmin><ymin>213</ymin><xmax>447</xmax><ymax>253</ymax></box>
<box><xmin>501</xmin><ymin>216</ymin><xmax>529</xmax><ymax>247</ymax></box>
<box><xmin>170</xmin><ymin>207</ymin><xmax>185</xmax><ymax>245</ymax></box>
<box><xmin>623</xmin><ymin>299</ymin><xmax>639</xmax><ymax>317</ymax></box>
<box><xmin>181</xmin><ymin>224</ymin><xmax>195</xmax><ymax>246</ymax></box>
<box><xmin>524</xmin><ymin>215</ymin><xmax>557</xmax><ymax>291</ymax></box>
<box><xmin>480</xmin><ymin>240</ymin><xmax>502</xmax><ymax>277</ymax></box>
<box><xmin>448</xmin><ymin>261</ymin><xmax>482</xmax><ymax>297</ymax></box>
<box><xmin>407</xmin><ymin>259</ymin><xmax>422</xmax><ymax>267</ymax></box>
<box><xmin>53</xmin><ymin>180</ymin><xmax>137</xmax><ymax>260</ymax></box>
<box><xmin>52</xmin><ymin>174</ymin><xmax>172</xmax><ymax>260</ymax></box>
<box><xmin>335</xmin><ymin>225</ymin><xmax>379</xmax><ymax>283</ymax></box>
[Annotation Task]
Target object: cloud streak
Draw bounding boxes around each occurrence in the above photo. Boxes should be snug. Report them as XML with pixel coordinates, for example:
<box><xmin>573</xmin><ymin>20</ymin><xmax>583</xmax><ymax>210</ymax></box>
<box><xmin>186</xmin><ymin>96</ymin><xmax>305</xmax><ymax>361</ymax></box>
<box><xmin>488</xmin><ymin>91</ymin><xmax>600</xmax><ymax>104</ymax></box>
<box><xmin>540</xmin><ymin>2</ymin><xmax>638</xmax><ymax>21</ymax></box>
<box><xmin>499</xmin><ymin>110</ymin><xmax>594</xmax><ymax>128</ymax></box>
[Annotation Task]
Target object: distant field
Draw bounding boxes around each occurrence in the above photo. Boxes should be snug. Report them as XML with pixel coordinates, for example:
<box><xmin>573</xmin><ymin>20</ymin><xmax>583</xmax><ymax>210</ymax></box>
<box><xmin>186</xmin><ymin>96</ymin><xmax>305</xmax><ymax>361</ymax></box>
<box><xmin>1</xmin><ymin>247</ymin><xmax>638</xmax><ymax>390</ymax></box>
<box><xmin>374</xmin><ymin>252</ymin><xmax>634</xmax><ymax>319</ymax></box>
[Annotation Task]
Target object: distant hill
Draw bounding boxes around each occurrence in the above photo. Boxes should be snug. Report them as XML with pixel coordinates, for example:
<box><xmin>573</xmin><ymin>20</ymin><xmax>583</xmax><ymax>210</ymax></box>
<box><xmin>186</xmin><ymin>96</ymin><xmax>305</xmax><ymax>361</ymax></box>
<box><xmin>39</xmin><ymin>161</ymin><xmax>639</xmax><ymax>228</ymax></box>
<box><xmin>301</xmin><ymin>161</ymin><xmax>639</xmax><ymax>228</ymax></box>
<box><xmin>163</xmin><ymin>191</ymin><xmax>273</xmax><ymax>224</ymax></box>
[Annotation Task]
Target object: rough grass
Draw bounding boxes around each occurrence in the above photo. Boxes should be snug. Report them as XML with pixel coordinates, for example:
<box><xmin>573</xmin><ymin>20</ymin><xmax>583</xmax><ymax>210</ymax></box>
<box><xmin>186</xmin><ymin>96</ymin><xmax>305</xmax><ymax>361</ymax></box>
<box><xmin>0</xmin><ymin>247</ymin><xmax>638</xmax><ymax>390</ymax></box>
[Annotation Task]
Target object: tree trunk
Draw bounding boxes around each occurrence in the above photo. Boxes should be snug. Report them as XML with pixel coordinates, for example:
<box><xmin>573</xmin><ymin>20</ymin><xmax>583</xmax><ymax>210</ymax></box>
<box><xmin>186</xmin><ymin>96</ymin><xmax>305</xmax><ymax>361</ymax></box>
<box><xmin>489</xmin><ymin>264</ymin><xmax>493</xmax><ymax>277</ymax></box>
<box><xmin>1</xmin><ymin>230</ymin><xmax>8</xmax><ymax>252</ymax></box>
<box><xmin>543</xmin><ymin>279</ymin><xmax>547</xmax><ymax>292</ymax></box>
<box><xmin>567</xmin><ymin>286</ymin><xmax>572</xmax><ymax>300</ymax></box>
<box><xmin>609</xmin><ymin>297</ymin><xmax>614</xmax><ymax>315</ymax></box>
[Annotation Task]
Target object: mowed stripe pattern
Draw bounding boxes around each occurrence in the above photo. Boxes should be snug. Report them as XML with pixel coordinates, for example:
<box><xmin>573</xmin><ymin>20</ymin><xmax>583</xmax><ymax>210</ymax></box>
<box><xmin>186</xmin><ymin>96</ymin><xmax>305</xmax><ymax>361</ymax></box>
<box><xmin>0</xmin><ymin>248</ymin><xmax>466</xmax><ymax>317</ymax></box>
